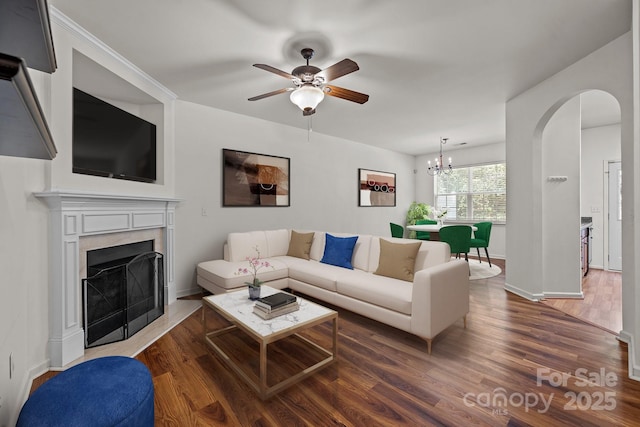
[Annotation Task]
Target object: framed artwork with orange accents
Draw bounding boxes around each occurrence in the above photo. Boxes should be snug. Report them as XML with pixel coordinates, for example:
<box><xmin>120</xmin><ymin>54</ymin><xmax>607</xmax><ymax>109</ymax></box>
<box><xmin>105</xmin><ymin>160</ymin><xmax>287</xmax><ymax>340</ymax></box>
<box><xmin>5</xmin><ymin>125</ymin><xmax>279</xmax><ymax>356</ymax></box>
<box><xmin>222</xmin><ymin>149</ymin><xmax>290</xmax><ymax>207</ymax></box>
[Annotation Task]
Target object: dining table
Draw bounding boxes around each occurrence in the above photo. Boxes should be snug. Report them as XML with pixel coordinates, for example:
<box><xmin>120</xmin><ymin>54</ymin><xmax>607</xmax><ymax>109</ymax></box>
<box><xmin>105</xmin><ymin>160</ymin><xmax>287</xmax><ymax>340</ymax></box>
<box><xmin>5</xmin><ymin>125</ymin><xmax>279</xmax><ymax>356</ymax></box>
<box><xmin>406</xmin><ymin>223</ymin><xmax>477</xmax><ymax>241</ymax></box>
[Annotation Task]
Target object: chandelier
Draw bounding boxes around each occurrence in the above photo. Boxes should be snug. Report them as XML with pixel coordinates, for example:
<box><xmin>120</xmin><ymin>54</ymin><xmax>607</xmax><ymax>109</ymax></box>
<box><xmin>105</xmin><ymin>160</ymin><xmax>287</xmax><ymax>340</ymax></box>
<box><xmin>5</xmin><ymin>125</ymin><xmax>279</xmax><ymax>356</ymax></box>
<box><xmin>427</xmin><ymin>137</ymin><xmax>453</xmax><ymax>176</ymax></box>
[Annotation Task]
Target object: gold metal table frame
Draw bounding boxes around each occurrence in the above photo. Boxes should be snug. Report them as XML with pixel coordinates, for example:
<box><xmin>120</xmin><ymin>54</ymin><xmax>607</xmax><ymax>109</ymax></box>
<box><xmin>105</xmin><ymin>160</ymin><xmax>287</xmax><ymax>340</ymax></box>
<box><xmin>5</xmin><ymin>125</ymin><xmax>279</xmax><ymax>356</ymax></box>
<box><xmin>202</xmin><ymin>289</ymin><xmax>338</xmax><ymax>400</ymax></box>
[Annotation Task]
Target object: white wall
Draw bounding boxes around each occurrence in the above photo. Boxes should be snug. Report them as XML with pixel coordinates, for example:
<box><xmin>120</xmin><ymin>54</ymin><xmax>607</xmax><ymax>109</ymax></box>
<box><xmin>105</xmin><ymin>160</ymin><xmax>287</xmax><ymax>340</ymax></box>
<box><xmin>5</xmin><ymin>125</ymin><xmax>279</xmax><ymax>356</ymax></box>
<box><xmin>415</xmin><ymin>142</ymin><xmax>506</xmax><ymax>259</ymax></box>
<box><xmin>581</xmin><ymin>123</ymin><xmax>621</xmax><ymax>269</ymax></box>
<box><xmin>173</xmin><ymin>101</ymin><xmax>416</xmax><ymax>296</ymax></box>
<box><xmin>0</xmin><ymin>157</ymin><xmax>50</xmax><ymax>425</ymax></box>
<box><xmin>506</xmin><ymin>31</ymin><xmax>639</xmax><ymax>378</ymax></box>
<box><xmin>0</xmin><ymin>11</ymin><xmax>178</xmax><ymax>425</ymax></box>
<box><xmin>541</xmin><ymin>97</ymin><xmax>582</xmax><ymax>297</ymax></box>
<box><xmin>632</xmin><ymin>0</ymin><xmax>640</xmax><ymax>381</ymax></box>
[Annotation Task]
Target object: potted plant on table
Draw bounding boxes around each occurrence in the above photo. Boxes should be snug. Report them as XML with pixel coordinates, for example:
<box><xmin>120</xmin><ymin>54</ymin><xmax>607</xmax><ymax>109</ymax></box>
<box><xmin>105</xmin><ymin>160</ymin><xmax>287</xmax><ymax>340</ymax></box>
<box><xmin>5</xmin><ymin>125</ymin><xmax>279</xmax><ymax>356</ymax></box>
<box><xmin>236</xmin><ymin>246</ymin><xmax>274</xmax><ymax>300</ymax></box>
<box><xmin>405</xmin><ymin>202</ymin><xmax>432</xmax><ymax>239</ymax></box>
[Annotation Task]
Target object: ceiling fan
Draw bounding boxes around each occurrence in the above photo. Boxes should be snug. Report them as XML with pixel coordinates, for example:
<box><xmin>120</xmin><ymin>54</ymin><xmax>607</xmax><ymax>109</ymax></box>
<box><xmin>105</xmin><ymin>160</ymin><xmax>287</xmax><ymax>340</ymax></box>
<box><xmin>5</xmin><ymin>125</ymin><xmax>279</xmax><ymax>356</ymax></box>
<box><xmin>248</xmin><ymin>48</ymin><xmax>369</xmax><ymax>116</ymax></box>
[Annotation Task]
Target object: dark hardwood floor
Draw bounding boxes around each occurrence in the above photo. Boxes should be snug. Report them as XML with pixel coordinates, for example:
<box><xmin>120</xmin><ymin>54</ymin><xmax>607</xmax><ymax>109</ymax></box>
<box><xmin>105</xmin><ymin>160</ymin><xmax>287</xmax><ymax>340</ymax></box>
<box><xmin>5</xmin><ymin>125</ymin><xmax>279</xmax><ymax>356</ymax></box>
<box><xmin>33</xmin><ymin>259</ymin><xmax>640</xmax><ymax>426</ymax></box>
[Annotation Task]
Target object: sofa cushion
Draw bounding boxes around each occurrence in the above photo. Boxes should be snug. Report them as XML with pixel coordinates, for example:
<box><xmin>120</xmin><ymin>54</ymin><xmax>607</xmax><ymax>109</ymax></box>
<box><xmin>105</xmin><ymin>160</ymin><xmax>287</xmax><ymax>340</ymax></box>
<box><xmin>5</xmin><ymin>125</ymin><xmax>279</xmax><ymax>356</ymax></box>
<box><xmin>197</xmin><ymin>259</ymin><xmax>288</xmax><ymax>290</ymax></box>
<box><xmin>350</xmin><ymin>234</ymin><xmax>372</xmax><ymax>271</ymax></box>
<box><xmin>309</xmin><ymin>231</ymin><xmax>325</xmax><ymax>261</ymax></box>
<box><xmin>265</xmin><ymin>229</ymin><xmax>289</xmax><ymax>257</ymax></box>
<box><xmin>310</xmin><ymin>232</ymin><xmax>371</xmax><ymax>270</ymax></box>
<box><xmin>286</xmin><ymin>230</ymin><xmax>314</xmax><ymax>260</ymax></box>
<box><xmin>375</xmin><ymin>238</ymin><xmax>422</xmax><ymax>282</ymax></box>
<box><xmin>320</xmin><ymin>234</ymin><xmax>358</xmax><ymax>269</ymax></box>
<box><xmin>337</xmin><ymin>270</ymin><xmax>412</xmax><ymax>315</ymax></box>
<box><xmin>281</xmin><ymin>257</ymin><xmax>342</xmax><ymax>291</ymax></box>
<box><xmin>227</xmin><ymin>231</ymin><xmax>268</xmax><ymax>262</ymax></box>
<box><xmin>368</xmin><ymin>237</ymin><xmax>451</xmax><ymax>273</ymax></box>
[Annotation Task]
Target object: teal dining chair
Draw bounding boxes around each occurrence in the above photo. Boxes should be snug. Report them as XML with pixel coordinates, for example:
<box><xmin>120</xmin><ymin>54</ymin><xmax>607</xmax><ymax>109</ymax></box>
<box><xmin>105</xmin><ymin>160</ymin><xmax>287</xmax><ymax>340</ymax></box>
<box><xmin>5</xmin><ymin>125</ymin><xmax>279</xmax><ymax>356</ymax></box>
<box><xmin>470</xmin><ymin>222</ymin><xmax>493</xmax><ymax>267</ymax></box>
<box><xmin>415</xmin><ymin>219</ymin><xmax>437</xmax><ymax>240</ymax></box>
<box><xmin>438</xmin><ymin>225</ymin><xmax>472</xmax><ymax>262</ymax></box>
<box><xmin>389</xmin><ymin>222</ymin><xmax>404</xmax><ymax>238</ymax></box>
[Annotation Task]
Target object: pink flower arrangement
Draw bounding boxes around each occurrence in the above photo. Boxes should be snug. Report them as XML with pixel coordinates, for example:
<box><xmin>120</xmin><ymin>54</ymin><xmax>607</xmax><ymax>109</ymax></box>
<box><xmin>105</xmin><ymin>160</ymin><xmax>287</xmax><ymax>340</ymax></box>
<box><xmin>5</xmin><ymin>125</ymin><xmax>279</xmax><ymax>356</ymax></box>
<box><xmin>236</xmin><ymin>246</ymin><xmax>273</xmax><ymax>287</ymax></box>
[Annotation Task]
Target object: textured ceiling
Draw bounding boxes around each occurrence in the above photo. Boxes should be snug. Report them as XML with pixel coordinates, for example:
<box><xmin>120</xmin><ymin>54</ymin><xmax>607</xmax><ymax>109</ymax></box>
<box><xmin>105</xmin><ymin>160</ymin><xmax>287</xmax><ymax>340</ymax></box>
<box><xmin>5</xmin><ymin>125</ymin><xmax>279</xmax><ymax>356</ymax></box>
<box><xmin>51</xmin><ymin>0</ymin><xmax>631</xmax><ymax>155</ymax></box>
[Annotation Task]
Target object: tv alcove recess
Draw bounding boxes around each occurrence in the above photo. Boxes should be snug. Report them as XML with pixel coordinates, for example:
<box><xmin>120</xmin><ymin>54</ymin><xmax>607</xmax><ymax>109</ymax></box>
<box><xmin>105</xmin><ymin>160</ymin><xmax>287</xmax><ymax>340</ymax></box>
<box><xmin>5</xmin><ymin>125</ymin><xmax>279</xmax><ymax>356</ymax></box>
<box><xmin>72</xmin><ymin>87</ymin><xmax>157</xmax><ymax>183</ymax></box>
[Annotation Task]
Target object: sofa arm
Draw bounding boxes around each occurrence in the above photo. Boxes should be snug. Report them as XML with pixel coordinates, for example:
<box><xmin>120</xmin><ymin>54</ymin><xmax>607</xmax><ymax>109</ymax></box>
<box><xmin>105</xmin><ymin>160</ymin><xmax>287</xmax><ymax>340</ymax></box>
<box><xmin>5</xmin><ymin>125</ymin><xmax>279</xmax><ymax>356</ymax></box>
<box><xmin>410</xmin><ymin>259</ymin><xmax>470</xmax><ymax>340</ymax></box>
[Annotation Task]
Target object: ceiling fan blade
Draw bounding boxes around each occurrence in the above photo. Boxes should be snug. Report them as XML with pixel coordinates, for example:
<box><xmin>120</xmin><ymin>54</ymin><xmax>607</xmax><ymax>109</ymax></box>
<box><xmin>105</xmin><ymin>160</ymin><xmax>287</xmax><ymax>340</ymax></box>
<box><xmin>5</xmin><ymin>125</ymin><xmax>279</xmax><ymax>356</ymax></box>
<box><xmin>316</xmin><ymin>59</ymin><xmax>359</xmax><ymax>82</ymax></box>
<box><xmin>324</xmin><ymin>85</ymin><xmax>369</xmax><ymax>104</ymax></box>
<box><xmin>248</xmin><ymin>87</ymin><xmax>293</xmax><ymax>101</ymax></box>
<box><xmin>253</xmin><ymin>64</ymin><xmax>295</xmax><ymax>80</ymax></box>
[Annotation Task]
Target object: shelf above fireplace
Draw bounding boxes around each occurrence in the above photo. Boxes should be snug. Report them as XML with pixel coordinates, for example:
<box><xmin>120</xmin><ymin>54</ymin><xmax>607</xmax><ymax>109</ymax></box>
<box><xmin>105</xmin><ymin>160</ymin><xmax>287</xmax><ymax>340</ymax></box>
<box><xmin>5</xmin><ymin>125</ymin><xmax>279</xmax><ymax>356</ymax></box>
<box><xmin>0</xmin><ymin>0</ymin><xmax>57</xmax><ymax>73</ymax></box>
<box><xmin>0</xmin><ymin>0</ymin><xmax>58</xmax><ymax>160</ymax></box>
<box><xmin>0</xmin><ymin>54</ymin><xmax>57</xmax><ymax>159</ymax></box>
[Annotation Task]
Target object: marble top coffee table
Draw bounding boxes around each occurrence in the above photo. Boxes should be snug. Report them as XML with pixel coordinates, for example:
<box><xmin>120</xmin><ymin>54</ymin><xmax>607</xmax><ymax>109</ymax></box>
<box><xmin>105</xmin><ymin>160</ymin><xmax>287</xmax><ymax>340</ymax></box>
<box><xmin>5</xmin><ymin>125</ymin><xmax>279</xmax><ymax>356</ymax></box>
<box><xmin>202</xmin><ymin>286</ymin><xmax>338</xmax><ymax>399</ymax></box>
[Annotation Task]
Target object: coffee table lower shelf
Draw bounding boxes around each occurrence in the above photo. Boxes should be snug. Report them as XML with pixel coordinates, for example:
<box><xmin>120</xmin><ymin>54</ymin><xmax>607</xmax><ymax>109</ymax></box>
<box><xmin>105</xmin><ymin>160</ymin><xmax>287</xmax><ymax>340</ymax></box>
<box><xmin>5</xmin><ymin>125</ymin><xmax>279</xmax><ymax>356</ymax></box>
<box><xmin>202</xmin><ymin>295</ymin><xmax>338</xmax><ymax>400</ymax></box>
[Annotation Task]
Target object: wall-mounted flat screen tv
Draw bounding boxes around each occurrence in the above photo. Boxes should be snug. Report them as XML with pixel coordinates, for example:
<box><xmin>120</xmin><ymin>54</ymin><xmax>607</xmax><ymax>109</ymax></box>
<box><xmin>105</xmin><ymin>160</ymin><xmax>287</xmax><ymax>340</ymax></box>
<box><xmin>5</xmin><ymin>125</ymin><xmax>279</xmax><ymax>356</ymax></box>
<box><xmin>72</xmin><ymin>88</ymin><xmax>157</xmax><ymax>183</ymax></box>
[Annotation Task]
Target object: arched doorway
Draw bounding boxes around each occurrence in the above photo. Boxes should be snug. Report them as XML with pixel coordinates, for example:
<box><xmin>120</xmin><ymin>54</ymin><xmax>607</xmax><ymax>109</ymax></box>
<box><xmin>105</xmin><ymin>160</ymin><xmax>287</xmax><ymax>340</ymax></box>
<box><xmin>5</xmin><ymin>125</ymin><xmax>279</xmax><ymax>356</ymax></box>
<box><xmin>504</xmin><ymin>31</ymin><xmax>637</xmax><ymax>380</ymax></box>
<box><xmin>540</xmin><ymin>89</ymin><xmax>622</xmax><ymax>333</ymax></box>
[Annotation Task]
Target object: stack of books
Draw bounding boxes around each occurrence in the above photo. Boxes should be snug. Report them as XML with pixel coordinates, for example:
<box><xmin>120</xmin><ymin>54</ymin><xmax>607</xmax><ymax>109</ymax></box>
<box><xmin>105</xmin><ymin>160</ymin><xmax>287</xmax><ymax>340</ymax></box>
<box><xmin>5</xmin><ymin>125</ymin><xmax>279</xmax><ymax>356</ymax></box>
<box><xmin>253</xmin><ymin>292</ymin><xmax>298</xmax><ymax>319</ymax></box>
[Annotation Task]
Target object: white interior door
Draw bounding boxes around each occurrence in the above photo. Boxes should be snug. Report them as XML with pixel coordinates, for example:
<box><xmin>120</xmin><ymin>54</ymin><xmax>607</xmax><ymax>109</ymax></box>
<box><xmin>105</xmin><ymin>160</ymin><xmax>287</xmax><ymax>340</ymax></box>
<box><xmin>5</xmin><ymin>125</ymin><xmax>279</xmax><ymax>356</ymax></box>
<box><xmin>608</xmin><ymin>161</ymin><xmax>622</xmax><ymax>271</ymax></box>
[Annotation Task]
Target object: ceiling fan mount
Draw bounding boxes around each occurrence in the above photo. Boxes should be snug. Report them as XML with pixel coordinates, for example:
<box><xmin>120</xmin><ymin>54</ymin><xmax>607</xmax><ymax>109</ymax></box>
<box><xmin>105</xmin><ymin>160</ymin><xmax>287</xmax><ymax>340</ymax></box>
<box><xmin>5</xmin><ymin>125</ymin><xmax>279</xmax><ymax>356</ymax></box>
<box><xmin>291</xmin><ymin>49</ymin><xmax>321</xmax><ymax>83</ymax></box>
<box><xmin>300</xmin><ymin>47</ymin><xmax>314</xmax><ymax>61</ymax></box>
<box><xmin>248</xmin><ymin>47</ymin><xmax>369</xmax><ymax>116</ymax></box>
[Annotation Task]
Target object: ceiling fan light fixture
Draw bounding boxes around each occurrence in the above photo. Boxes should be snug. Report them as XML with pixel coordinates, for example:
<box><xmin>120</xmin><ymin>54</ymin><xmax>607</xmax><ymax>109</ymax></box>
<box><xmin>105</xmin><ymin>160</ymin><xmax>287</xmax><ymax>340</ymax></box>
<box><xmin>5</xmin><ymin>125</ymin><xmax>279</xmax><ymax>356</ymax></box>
<box><xmin>290</xmin><ymin>85</ymin><xmax>324</xmax><ymax>112</ymax></box>
<box><xmin>250</xmin><ymin>47</ymin><xmax>368</xmax><ymax>116</ymax></box>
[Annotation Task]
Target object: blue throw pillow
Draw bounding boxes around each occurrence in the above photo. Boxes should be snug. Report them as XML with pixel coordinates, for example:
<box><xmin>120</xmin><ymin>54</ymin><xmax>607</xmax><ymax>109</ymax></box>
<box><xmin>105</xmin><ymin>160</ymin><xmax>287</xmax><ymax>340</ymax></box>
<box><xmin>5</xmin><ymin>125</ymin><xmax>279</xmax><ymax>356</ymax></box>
<box><xmin>320</xmin><ymin>234</ymin><xmax>358</xmax><ymax>269</ymax></box>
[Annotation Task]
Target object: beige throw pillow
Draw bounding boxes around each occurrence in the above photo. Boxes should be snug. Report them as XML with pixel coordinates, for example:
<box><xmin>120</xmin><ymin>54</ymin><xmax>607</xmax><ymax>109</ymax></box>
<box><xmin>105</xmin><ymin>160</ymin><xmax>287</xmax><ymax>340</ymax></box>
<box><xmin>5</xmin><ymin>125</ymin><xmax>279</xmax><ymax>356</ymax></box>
<box><xmin>287</xmin><ymin>230</ymin><xmax>314</xmax><ymax>260</ymax></box>
<box><xmin>374</xmin><ymin>238</ymin><xmax>422</xmax><ymax>282</ymax></box>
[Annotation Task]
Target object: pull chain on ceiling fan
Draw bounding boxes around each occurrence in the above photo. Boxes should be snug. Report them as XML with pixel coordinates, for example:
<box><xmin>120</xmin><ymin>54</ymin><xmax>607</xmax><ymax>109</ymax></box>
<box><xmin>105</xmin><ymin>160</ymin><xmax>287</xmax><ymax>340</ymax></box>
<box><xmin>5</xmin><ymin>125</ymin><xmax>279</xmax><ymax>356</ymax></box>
<box><xmin>248</xmin><ymin>48</ymin><xmax>369</xmax><ymax>116</ymax></box>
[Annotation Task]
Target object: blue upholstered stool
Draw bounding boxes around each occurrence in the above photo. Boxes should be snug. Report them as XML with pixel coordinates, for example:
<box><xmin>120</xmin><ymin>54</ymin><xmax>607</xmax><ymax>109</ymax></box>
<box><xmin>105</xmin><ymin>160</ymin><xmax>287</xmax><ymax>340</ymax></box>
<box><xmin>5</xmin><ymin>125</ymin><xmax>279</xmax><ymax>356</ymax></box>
<box><xmin>17</xmin><ymin>356</ymin><xmax>154</xmax><ymax>427</ymax></box>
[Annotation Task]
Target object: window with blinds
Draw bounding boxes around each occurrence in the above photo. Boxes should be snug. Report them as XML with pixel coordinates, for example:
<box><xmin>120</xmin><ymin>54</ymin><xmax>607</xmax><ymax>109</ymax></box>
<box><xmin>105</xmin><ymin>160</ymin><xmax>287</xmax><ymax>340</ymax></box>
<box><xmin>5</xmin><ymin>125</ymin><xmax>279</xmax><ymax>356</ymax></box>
<box><xmin>434</xmin><ymin>162</ymin><xmax>506</xmax><ymax>222</ymax></box>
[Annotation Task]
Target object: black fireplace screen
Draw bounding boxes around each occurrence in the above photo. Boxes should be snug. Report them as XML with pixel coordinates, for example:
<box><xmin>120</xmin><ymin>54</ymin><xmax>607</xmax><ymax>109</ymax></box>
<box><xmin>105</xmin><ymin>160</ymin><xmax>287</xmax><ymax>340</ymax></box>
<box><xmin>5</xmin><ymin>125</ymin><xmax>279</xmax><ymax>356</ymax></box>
<box><xmin>83</xmin><ymin>251</ymin><xmax>164</xmax><ymax>348</ymax></box>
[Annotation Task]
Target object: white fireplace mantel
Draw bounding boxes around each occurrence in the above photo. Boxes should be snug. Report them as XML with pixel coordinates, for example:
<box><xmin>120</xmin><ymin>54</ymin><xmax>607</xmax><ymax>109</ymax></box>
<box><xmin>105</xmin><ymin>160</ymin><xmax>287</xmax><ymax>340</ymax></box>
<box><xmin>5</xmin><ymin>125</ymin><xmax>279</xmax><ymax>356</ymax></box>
<box><xmin>35</xmin><ymin>190</ymin><xmax>180</xmax><ymax>367</ymax></box>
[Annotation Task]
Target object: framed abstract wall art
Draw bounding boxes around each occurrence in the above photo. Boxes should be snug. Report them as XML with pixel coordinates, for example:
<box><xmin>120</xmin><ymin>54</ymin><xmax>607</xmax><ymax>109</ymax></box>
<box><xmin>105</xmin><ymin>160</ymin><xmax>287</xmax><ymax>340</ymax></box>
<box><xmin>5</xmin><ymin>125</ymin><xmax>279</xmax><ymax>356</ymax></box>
<box><xmin>223</xmin><ymin>149</ymin><xmax>290</xmax><ymax>207</ymax></box>
<box><xmin>358</xmin><ymin>168</ymin><xmax>396</xmax><ymax>207</ymax></box>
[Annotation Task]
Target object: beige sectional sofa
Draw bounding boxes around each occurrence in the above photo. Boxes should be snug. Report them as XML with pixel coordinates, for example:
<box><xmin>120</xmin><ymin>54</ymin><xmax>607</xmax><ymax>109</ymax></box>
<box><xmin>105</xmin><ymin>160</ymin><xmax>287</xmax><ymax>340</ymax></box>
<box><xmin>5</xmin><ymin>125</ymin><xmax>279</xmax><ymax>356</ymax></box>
<box><xmin>197</xmin><ymin>229</ymin><xmax>470</xmax><ymax>353</ymax></box>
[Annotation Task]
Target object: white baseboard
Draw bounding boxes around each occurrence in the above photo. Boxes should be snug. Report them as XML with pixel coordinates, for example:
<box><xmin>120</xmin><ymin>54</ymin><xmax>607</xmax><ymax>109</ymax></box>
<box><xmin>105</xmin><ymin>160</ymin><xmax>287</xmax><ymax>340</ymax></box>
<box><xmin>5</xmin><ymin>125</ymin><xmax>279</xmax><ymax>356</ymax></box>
<box><xmin>12</xmin><ymin>359</ymin><xmax>51</xmax><ymax>426</ymax></box>
<box><xmin>503</xmin><ymin>282</ymin><xmax>543</xmax><ymax>301</ymax></box>
<box><xmin>176</xmin><ymin>286</ymin><xmax>203</xmax><ymax>298</ymax></box>
<box><xmin>542</xmin><ymin>291</ymin><xmax>584</xmax><ymax>299</ymax></box>
<box><xmin>618</xmin><ymin>331</ymin><xmax>640</xmax><ymax>381</ymax></box>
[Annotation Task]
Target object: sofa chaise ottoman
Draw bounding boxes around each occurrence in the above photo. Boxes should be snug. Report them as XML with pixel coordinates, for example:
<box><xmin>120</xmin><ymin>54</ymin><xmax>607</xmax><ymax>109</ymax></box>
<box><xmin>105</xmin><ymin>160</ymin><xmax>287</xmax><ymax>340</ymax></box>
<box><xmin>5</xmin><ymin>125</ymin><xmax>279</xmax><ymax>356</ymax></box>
<box><xmin>197</xmin><ymin>229</ymin><xmax>470</xmax><ymax>353</ymax></box>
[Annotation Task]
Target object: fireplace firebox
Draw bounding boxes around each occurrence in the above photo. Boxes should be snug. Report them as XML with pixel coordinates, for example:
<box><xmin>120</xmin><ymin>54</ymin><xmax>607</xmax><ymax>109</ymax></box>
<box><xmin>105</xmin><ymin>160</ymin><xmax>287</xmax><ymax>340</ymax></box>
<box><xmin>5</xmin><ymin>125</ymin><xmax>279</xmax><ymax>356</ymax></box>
<box><xmin>83</xmin><ymin>240</ymin><xmax>164</xmax><ymax>348</ymax></box>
